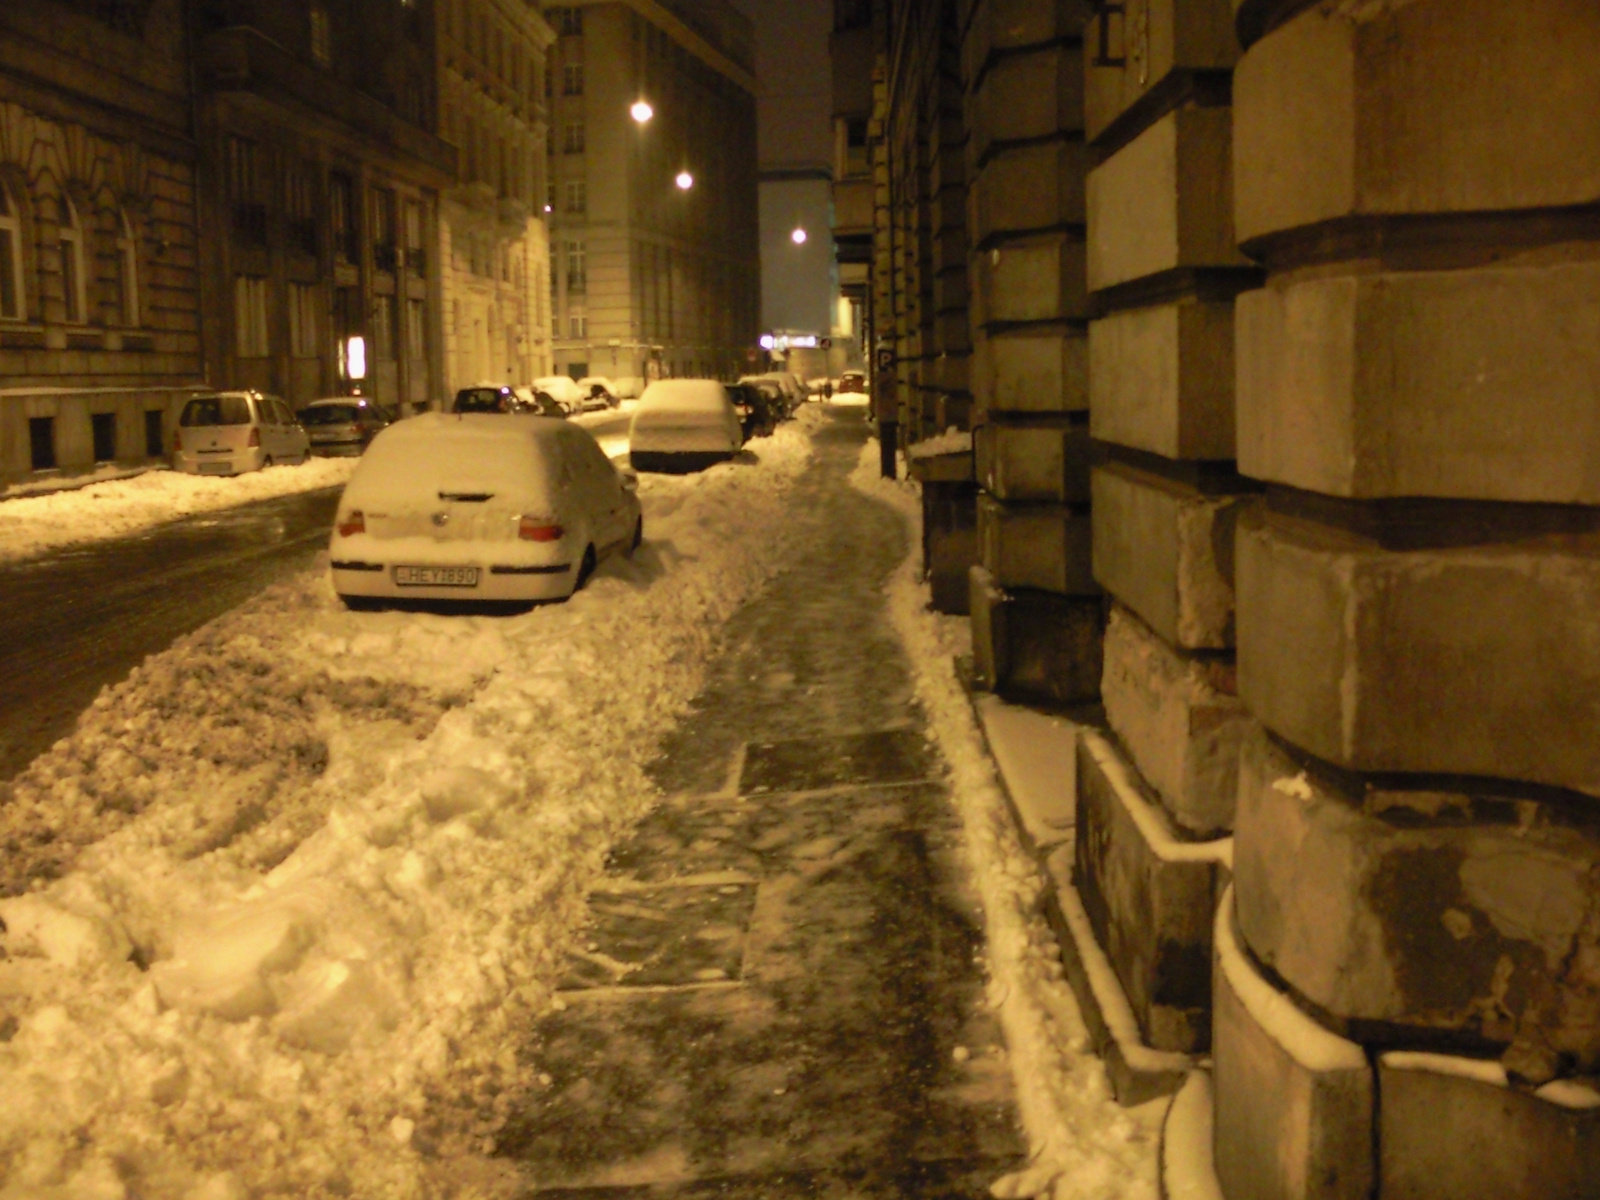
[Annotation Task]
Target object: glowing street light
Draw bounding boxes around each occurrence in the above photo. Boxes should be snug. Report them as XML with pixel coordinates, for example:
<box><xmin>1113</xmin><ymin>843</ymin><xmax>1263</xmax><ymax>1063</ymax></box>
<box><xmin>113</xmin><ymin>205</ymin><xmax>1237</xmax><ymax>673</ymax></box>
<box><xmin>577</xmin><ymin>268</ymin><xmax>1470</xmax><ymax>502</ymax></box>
<box><xmin>791</xmin><ymin>227</ymin><xmax>808</xmax><ymax>245</ymax></box>
<box><xmin>630</xmin><ymin>100</ymin><xmax>654</xmax><ymax>124</ymax></box>
<box><xmin>675</xmin><ymin>170</ymin><xmax>694</xmax><ymax>190</ymax></box>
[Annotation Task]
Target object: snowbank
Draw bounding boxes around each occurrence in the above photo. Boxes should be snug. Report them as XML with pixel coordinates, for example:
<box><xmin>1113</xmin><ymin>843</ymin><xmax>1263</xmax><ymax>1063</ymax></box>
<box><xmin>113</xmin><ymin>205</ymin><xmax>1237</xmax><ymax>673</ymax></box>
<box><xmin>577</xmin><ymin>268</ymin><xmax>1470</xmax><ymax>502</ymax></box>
<box><xmin>849</xmin><ymin>445</ymin><xmax>1161</xmax><ymax>1200</ymax></box>
<box><xmin>0</xmin><ymin>458</ymin><xmax>359</xmax><ymax>565</ymax></box>
<box><xmin>0</xmin><ymin>418</ymin><xmax>819</xmax><ymax>1198</ymax></box>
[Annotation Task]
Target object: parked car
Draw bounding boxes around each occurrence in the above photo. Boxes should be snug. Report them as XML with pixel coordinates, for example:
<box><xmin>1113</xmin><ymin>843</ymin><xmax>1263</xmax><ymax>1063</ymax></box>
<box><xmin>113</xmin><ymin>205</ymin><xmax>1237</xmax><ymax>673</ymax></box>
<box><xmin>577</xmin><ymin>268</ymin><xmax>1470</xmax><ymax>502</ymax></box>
<box><xmin>172</xmin><ymin>391</ymin><xmax>310</xmax><ymax>475</ymax></box>
<box><xmin>610</xmin><ymin>376</ymin><xmax>646</xmax><ymax>401</ymax></box>
<box><xmin>837</xmin><ymin>369</ymin><xmax>867</xmax><ymax>394</ymax></box>
<box><xmin>297</xmin><ymin>397</ymin><xmax>393</xmax><ymax>456</ymax></box>
<box><xmin>761</xmin><ymin>371</ymin><xmax>807</xmax><ymax>414</ymax></box>
<box><xmin>453</xmin><ymin>385</ymin><xmax>556</xmax><ymax>416</ymax></box>
<box><xmin>577</xmin><ymin>376</ymin><xmax>621</xmax><ymax>409</ymax></box>
<box><xmin>729</xmin><ymin>383</ymin><xmax>780</xmax><ymax>441</ymax></box>
<box><xmin>628</xmin><ymin>379</ymin><xmax>744</xmax><ymax>473</ymax></box>
<box><xmin>512</xmin><ymin>386</ymin><xmax>571</xmax><ymax>418</ymax></box>
<box><xmin>738</xmin><ymin>375</ymin><xmax>793</xmax><ymax>420</ymax></box>
<box><xmin>329</xmin><ymin>414</ymin><xmax>642</xmax><ymax>608</ymax></box>
<box><xmin>532</xmin><ymin>376</ymin><xmax>591</xmax><ymax>415</ymax></box>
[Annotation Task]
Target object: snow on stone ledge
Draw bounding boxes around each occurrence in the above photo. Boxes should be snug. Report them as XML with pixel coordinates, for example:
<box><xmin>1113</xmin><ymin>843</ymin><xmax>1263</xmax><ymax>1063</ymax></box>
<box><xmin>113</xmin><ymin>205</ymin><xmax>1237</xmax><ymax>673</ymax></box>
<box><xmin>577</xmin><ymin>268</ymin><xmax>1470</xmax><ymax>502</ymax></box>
<box><xmin>905</xmin><ymin>428</ymin><xmax>972</xmax><ymax>459</ymax></box>
<box><xmin>1214</xmin><ymin>883</ymin><xmax>1367</xmax><ymax>1074</ymax></box>
<box><xmin>1381</xmin><ymin>1051</ymin><xmax>1600</xmax><ymax>1110</ymax></box>
<box><xmin>0</xmin><ymin>458</ymin><xmax>359</xmax><ymax>564</ymax></box>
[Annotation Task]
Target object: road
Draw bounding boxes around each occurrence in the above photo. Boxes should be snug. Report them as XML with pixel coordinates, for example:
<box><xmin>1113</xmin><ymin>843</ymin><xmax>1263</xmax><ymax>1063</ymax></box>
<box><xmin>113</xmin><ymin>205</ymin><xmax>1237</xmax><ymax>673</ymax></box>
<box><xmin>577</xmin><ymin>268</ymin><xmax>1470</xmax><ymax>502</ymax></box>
<box><xmin>0</xmin><ymin>486</ymin><xmax>343</xmax><ymax>782</ymax></box>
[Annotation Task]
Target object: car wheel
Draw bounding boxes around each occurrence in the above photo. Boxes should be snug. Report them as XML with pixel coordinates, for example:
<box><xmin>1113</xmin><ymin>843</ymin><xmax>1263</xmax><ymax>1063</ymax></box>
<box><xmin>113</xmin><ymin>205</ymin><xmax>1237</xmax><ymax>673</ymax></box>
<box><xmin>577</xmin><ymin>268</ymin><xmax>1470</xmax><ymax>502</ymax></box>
<box><xmin>574</xmin><ymin>544</ymin><xmax>598</xmax><ymax>592</ymax></box>
<box><xmin>625</xmin><ymin>516</ymin><xmax>643</xmax><ymax>557</ymax></box>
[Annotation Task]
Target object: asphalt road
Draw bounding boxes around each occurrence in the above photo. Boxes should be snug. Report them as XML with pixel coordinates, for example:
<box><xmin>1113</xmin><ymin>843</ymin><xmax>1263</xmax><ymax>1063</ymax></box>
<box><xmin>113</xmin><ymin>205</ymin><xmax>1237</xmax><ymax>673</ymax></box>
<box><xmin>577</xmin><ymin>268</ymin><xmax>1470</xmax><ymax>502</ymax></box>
<box><xmin>0</xmin><ymin>486</ymin><xmax>343</xmax><ymax>782</ymax></box>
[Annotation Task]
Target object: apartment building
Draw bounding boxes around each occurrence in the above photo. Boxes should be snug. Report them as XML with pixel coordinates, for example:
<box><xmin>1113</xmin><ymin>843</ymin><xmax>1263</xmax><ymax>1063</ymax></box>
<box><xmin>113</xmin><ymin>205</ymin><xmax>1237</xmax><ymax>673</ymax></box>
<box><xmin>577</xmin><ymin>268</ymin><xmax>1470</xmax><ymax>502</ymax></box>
<box><xmin>544</xmin><ymin>0</ymin><xmax>758</xmax><ymax>383</ymax></box>
<box><xmin>437</xmin><ymin>0</ymin><xmax>556</xmax><ymax>392</ymax></box>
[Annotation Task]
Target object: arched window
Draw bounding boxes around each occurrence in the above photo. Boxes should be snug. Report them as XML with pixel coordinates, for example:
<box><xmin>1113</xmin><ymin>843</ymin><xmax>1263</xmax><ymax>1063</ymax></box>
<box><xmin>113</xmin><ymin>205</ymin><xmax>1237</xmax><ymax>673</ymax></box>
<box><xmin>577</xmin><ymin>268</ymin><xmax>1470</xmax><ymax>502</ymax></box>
<box><xmin>58</xmin><ymin>194</ymin><xmax>87</xmax><ymax>324</ymax></box>
<box><xmin>117</xmin><ymin>212</ymin><xmax>139</xmax><ymax>327</ymax></box>
<box><xmin>0</xmin><ymin>180</ymin><xmax>22</xmax><ymax>321</ymax></box>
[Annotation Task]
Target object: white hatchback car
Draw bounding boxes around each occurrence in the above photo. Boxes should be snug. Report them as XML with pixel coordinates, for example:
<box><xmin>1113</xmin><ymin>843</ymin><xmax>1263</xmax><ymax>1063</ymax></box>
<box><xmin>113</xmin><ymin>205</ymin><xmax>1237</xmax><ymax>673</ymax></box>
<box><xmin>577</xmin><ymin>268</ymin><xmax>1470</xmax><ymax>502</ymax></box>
<box><xmin>329</xmin><ymin>413</ymin><xmax>642</xmax><ymax>607</ymax></box>
<box><xmin>628</xmin><ymin>379</ymin><xmax>745</xmax><ymax>473</ymax></box>
<box><xmin>172</xmin><ymin>391</ymin><xmax>310</xmax><ymax>475</ymax></box>
<box><xmin>531</xmin><ymin>375</ymin><xmax>589</xmax><ymax>415</ymax></box>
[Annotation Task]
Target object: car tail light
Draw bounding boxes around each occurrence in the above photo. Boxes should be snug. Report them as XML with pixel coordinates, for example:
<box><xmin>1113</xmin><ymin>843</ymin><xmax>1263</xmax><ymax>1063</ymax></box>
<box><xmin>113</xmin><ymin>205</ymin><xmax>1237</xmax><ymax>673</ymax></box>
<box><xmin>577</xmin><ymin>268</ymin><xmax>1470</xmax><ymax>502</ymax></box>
<box><xmin>172</xmin><ymin>428</ymin><xmax>182</xmax><ymax>454</ymax></box>
<box><xmin>337</xmin><ymin>510</ymin><xmax>365</xmax><ymax>538</ymax></box>
<box><xmin>248</xmin><ymin>427</ymin><xmax>261</xmax><ymax>448</ymax></box>
<box><xmin>518</xmin><ymin>517</ymin><xmax>564</xmax><ymax>542</ymax></box>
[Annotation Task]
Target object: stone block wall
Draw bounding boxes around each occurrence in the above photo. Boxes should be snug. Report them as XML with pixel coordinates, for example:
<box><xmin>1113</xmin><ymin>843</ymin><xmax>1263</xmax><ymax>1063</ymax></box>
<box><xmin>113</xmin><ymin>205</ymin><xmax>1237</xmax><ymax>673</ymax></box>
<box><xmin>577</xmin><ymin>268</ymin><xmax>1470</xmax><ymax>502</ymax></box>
<box><xmin>1068</xmin><ymin>0</ymin><xmax>1254</xmax><ymax>1056</ymax></box>
<box><xmin>961</xmin><ymin>0</ymin><xmax>1102</xmax><ymax>706</ymax></box>
<box><xmin>1211</xmin><ymin>1</ymin><xmax>1600</xmax><ymax>1196</ymax></box>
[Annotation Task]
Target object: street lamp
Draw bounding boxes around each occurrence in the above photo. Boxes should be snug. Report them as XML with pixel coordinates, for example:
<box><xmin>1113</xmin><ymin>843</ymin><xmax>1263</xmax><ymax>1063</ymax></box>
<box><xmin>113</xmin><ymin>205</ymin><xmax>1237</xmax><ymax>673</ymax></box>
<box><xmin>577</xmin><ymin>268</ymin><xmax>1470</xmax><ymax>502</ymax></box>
<box><xmin>675</xmin><ymin>170</ymin><xmax>694</xmax><ymax>190</ymax></box>
<box><xmin>791</xmin><ymin>227</ymin><xmax>807</xmax><ymax>245</ymax></box>
<box><xmin>630</xmin><ymin>100</ymin><xmax>654</xmax><ymax>124</ymax></box>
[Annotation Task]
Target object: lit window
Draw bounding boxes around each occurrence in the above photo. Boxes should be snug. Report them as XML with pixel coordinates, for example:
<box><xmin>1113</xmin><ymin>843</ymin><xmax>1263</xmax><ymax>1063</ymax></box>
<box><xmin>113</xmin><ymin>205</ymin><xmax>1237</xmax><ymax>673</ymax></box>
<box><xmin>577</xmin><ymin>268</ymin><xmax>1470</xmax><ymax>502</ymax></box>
<box><xmin>117</xmin><ymin>211</ymin><xmax>139</xmax><ymax>327</ymax></box>
<box><xmin>58</xmin><ymin>195</ymin><xmax>87</xmax><ymax>325</ymax></box>
<box><xmin>0</xmin><ymin>180</ymin><xmax>25</xmax><ymax>321</ymax></box>
<box><xmin>569</xmin><ymin>312</ymin><xmax>586</xmax><ymax>338</ymax></box>
<box><xmin>309</xmin><ymin>4</ymin><xmax>331</xmax><ymax>66</ymax></box>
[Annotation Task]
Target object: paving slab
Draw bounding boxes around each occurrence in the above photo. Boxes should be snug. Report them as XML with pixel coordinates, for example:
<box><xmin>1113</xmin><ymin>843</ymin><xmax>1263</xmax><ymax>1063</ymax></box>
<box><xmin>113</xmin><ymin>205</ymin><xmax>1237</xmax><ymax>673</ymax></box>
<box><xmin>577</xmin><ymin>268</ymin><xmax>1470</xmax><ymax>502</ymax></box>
<box><xmin>502</xmin><ymin>412</ymin><xmax>1028</xmax><ymax>1196</ymax></box>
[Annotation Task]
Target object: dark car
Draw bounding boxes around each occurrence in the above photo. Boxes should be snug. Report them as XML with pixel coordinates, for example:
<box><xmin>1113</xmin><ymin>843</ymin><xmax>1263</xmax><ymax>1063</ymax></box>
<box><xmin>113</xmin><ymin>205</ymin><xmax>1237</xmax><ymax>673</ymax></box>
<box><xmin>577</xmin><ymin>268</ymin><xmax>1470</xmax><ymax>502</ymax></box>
<box><xmin>452</xmin><ymin>385</ymin><xmax>565</xmax><ymax>417</ymax></box>
<box><xmin>297</xmin><ymin>397</ymin><xmax>393</xmax><ymax>456</ymax></box>
<box><xmin>729</xmin><ymin>383</ymin><xmax>780</xmax><ymax>441</ymax></box>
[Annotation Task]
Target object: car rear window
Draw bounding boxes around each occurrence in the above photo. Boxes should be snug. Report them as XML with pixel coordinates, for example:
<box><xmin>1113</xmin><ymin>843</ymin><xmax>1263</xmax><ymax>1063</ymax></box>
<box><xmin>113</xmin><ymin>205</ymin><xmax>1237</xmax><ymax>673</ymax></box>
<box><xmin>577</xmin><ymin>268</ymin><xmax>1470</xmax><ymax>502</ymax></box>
<box><xmin>180</xmin><ymin>396</ymin><xmax>253</xmax><ymax>427</ymax></box>
<box><xmin>301</xmin><ymin>404</ymin><xmax>362</xmax><ymax>425</ymax></box>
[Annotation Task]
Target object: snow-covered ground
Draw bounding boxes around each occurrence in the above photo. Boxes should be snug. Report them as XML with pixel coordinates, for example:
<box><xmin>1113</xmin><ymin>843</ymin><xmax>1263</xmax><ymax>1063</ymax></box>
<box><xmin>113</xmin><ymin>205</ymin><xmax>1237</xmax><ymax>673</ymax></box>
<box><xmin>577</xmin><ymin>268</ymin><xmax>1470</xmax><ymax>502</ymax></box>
<box><xmin>0</xmin><ymin>415</ymin><xmax>822</xmax><ymax>1199</ymax></box>
<box><xmin>0</xmin><ymin>459</ymin><xmax>359</xmax><ymax>566</ymax></box>
<box><xmin>849</xmin><ymin>447</ymin><xmax>1163</xmax><ymax>1200</ymax></box>
<box><xmin>0</xmin><ymin>412</ymin><xmax>1156</xmax><ymax>1199</ymax></box>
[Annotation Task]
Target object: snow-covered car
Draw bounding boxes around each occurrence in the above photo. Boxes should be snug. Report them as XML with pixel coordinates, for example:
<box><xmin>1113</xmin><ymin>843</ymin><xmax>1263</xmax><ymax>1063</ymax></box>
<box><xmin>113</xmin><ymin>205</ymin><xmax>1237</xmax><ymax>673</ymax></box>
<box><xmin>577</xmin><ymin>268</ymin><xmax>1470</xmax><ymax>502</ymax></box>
<box><xmin>628</xmin><ymin>379</ymin><xmax>744</xmax><ymax>473</ymax></box>
<box><xmin>532</xmin><ymin>376</ymin><xmax>592</xmax><ymax>415</ymax></box>
<box><xmin>761</xmin><ymin>372</ymin><xmax>807</xmax><ymax>414</ymax></box>
<box><xmin>737</xmin><ymin>375</ymin><xmax>794</xmax><ymax>420</ymax></box>
<box><xmin>330</xmin><ymin>413</ymin><xmax>642</xmax><ymax>608</ymax></box>
<box><xmin>172</xmin><ymin>391</ymin><xmax>310</xmax><ymax>475</ymax></box>
<box><xmin>576</xmin><ymin>376</ymin><xmax>620</xmax><ymax>409</ymax></box>
<box><xmin>610</xmin><ymin>376</ymin><xmax>645</xmax><ymax>401</ymax></box>
<box><xmin>297</xmin><ymin>397</ymin><xmax>393</xmax><ymax>456</ymax></box>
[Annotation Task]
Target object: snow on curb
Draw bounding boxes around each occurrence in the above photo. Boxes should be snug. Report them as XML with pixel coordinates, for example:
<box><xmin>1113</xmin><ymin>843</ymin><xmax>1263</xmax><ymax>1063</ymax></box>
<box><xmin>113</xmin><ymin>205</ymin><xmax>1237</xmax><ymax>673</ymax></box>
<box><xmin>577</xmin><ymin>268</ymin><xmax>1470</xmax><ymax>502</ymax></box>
<box><xmin>848</xmin><ymin>445</ymin><xmax>1160</xmax><ymax>1200</ymax></box>
<box><xmin>0</xmin><ymin>458</ymin><xmax>361</xmax><ymax>565</ymax></box>
<box><xmin>0</xmin><ymin>423</ymin><xmax>817</xmax><ymax>1198</ymax></box>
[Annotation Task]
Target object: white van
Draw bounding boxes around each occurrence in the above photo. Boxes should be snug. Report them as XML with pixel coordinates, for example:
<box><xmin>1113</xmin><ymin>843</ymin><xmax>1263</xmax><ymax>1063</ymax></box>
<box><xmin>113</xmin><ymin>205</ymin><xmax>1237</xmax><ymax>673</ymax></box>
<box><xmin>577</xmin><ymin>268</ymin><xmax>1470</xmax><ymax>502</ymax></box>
<box><xmin>172</xmin><ymin>391</ymin><xmax>310</xmax><ymax>475</ymax></box>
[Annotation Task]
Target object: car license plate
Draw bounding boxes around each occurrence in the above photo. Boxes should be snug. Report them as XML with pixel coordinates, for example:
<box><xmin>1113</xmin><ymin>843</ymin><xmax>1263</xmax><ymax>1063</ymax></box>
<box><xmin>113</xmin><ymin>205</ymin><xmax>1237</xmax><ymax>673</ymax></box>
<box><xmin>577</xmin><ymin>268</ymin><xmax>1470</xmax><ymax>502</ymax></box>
<box><xmin>199</xmin><ymin>462</ymin><xmax>232</xmax><ymax>474</ymax></box>
<box><xmin>393</xmin><ymin>565</ymin><xmax>480</xmax><ymax>588</ymax></box>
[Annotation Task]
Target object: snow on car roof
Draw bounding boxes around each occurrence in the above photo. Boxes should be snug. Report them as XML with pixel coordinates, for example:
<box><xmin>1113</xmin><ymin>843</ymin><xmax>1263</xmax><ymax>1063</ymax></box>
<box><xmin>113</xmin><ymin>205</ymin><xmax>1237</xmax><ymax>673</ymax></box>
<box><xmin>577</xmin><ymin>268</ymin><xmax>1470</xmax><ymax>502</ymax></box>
<box><xmin>636</xmin><ymin>379</ymin><xmax>732</xmax><ymax>413</ymax></box>
<box><xmin>343</xmin><ymin>413</ymin><xmax>561</xmax><ymax>507</ymax></box>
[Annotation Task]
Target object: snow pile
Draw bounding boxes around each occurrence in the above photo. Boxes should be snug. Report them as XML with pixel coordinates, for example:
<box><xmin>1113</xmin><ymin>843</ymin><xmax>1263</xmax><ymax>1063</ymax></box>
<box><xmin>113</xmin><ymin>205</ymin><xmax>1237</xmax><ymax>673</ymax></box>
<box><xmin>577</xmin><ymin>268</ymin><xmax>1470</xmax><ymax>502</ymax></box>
<box><xmin>0</xmin><ymin>459</ymin><xmax>359</xmax><ymax>565</ymax></box>
<box><xmin>0</xmin><ymin>423</ymin><xmax>816</xmax><ymax>1198</ymax></box>
<box><xmin>849</xmin><ymin>445</ymin><xmax>1161</xmax><ymax>1200</ymax></box>
<box><xmin>906</xmin><ymin>428</ymin><xmax>973</xmax><ymax>460</ymax></box>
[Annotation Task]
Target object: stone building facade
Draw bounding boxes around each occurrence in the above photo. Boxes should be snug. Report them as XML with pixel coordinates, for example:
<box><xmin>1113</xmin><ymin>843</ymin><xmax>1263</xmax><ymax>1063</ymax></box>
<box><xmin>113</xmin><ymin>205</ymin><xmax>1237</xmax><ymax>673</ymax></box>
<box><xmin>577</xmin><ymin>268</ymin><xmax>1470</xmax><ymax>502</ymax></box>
<box><xmin>0</xmin><ymin>1</ymin><xmax>203</xmax><ymax>489</ymax></box>
<box><xmin>543</xmin><ymin>0</ymin><xmax>759</xmax><ymax>384</ymax></box>
<box><xmin>857</xmin><ymin>0</ymin><xmax>1600</xmax><ymax>1193</ymax></box>
<box><xmin>190</xmin><ymin>0</ymin><xmax>453</xmax><ymax>415</ymax></box>
<box><xmin>438</xmin><ymin>0</ymin><xmax>555</xmax><ymax>393</ymax></box>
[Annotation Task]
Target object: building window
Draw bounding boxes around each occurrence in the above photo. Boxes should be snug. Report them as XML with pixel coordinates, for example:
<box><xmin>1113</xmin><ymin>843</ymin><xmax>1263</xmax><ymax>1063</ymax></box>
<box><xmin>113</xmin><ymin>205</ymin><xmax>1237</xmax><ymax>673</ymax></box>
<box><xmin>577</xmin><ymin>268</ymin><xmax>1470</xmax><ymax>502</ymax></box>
<box><xmin>286</xmin><ymin>165</ymin><xmax>317</xmax><ymax>256</ymax></box>
<box><xmin>564</xmin><ymin>241</ymin><xmax>585</xmax><ymax>293</ymax></box>
<box><xmin>330</xmin><ymin>173</ymin><xmax>357</xmax><ymax>264</ymax></box>
<box><xmin>29</xmin><ymin>417</ymin><xmax>55</xmax><ymax>471</ymax></box>
<box><xmin>58</xmin><ymin>195</ymin><xmax>87</xmax><ymax>324</ymax></box>
<box><xmin>0</xmin><ymin>180</ymin><xmax>25</xmax><ymax>321</ymax></box>
<box><xmin>563</xmin><ymin>63</ymin><xmax>584</xmax><ymax>95</ymax></box>
<box><xmin>406</xmin><ymin>298</ymin><xmax>426</xmax><ymax>361</ymax></box>
<box><xmin>564</xmin><ymin>180</ymin><xmax>586</xmax><ymax>214</ymax></box>
<box><xmin>288</xmin><ymin>282</ymin><xmax>319</xmax><ymax>358</ymax></box>
<box><xmin>371</xmin><ymin>188</ymin><xmax>396</xmax><ymax>272</ymax></box>
<box><xmin>372</xmin><ymin>293</ymin><xmax>395</xmax><ymax>360</ymax></box>
<box><xmin>234</xmin><ymin>274</ymin><xmax>269</xmax><ymax>358</ymax></box>
<box><xmin>569</xmin><ymin>312</ymin><xmax>586</xmax><ymax>338</ymax></box>
<box><xmin>227</xmin><ymin>137</ymin><xmax>266</xmax><ymax>245</ymax></box>
<box><xmin>144</xmin><ymin>409</ymin><xmax>164</xmax><ymax>457</ymax></box>
<box><xmin>563</xmin><ymin>122</ymin><xmax>585</xmax><ymax>154</ymax></box>
<box><xmin>403</xmin><ymin>200</ymin><xmax>425</xmax><ymax>275</ymax></box>
<box><xmin>554</xmin><ymin>6</ymin><xmax>583</xmax><ymax>36</ymax></box>
<box><xmin>116</xmin><ymin>212</ymin><xmax>139</xmax><ymax>326</ymax></box>
<box><xmin>309</xmin><ymin>4</ymin><xmax>331</xmax><ymax>66</ymax></box>
<box><xmin>91</xmin><ymin>412</ymin><xmax>117</xmax><ymax>463</ymax></box>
